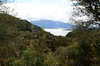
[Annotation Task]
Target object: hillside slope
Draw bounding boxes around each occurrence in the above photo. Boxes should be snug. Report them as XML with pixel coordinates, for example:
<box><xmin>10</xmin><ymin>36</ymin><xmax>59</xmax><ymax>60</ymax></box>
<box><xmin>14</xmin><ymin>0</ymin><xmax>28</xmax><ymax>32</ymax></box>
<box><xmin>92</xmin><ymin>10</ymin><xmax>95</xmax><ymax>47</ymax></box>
<box><xmin>0</xmin><ymin>13</ymin><xmax>100</xmax><ymax>66</ymax></box>
<box><xmin>0</xmin><ymin>14</ymin><xmax>42</xmax><ymax>32</ymax></box>
<box><xmin>0</xmin><ymin>14</ymin><xmax>70</xmax><ymax>65</ymax></box>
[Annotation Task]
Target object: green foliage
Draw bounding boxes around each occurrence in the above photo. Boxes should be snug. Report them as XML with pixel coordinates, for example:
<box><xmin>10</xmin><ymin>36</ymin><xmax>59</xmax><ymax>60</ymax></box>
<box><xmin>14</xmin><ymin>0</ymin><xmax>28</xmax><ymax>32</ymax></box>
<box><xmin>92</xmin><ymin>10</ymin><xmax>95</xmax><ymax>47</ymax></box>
<box><xmin>45</xmin><ymin>52</ymin><xmax>58</xmax><ymax>66</ymax></box>
<box><xmin>67</xmin><ymin>29</ymin><xmax>100</xmax><ymax>66</ymax></box>
<box><xmin>0</xmin><ymin>13</ymin><xmax>100</xmax><ymax>66</ymax></box>
<box><xmin>55</xmin><ymin>43</ymin><xmax>79</xmax><ymax>66</ymax></box>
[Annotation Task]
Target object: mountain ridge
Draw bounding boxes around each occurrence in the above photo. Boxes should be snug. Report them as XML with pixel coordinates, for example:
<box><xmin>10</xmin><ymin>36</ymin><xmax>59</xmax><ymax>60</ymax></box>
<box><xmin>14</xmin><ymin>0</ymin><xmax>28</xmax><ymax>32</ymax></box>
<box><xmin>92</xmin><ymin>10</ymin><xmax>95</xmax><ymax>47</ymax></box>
<box><xmin>31</xmin><ymin>20</ymin><xmax>73</xmax><ymax>29</ymax></box>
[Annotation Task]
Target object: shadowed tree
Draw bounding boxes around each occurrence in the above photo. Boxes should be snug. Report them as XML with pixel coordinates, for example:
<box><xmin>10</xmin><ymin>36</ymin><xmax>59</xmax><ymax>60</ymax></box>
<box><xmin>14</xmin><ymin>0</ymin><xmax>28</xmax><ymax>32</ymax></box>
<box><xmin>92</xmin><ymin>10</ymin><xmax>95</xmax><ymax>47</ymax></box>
<box><xmin>71</xmin><ymin>0</ymin><xmax>100</xmax><ymax>29</ymax></box>
<box><xmin>0</xmin><ymin>0</ymin><xmax>15</xmax><ymax>14</ymax></box>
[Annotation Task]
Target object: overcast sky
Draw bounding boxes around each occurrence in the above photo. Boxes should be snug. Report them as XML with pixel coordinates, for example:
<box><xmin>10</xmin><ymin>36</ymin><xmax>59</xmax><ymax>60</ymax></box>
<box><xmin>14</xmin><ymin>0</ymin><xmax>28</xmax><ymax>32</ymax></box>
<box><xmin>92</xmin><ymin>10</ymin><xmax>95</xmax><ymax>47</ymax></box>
<box><xmin>7</xmin><ymin>0</ymin><xmax>73</xmax><ymax>23</ymax></box>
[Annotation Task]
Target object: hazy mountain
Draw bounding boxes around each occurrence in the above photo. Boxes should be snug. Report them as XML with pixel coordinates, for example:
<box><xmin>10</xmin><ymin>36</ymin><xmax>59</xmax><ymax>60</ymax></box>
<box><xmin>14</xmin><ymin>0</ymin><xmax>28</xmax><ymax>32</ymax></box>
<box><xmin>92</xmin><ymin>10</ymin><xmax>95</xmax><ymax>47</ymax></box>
<box><xmin>31</xmin><ymin>20</ymin><xmax>73</xmax><ymax>29</ymax></box>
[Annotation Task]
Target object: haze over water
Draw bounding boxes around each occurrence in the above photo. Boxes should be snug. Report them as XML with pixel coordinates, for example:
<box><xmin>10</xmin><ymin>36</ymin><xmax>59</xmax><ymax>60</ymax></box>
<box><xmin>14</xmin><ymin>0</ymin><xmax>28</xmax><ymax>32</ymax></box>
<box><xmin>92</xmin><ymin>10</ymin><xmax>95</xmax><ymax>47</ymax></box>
<box><xmin>45</xmin><ymin>28</ymin><xmax>72</xmax><ymax>36</ymax></box>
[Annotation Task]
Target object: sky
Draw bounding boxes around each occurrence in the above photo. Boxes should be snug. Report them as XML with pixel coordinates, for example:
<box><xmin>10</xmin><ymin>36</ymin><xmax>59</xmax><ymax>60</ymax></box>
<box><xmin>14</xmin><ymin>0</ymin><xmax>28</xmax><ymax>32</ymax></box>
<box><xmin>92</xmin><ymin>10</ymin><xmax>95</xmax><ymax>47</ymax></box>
<box><xmin>7</xmin><ymin>0</ymin><xmax>73</xmax><ymax>23</ymax></box>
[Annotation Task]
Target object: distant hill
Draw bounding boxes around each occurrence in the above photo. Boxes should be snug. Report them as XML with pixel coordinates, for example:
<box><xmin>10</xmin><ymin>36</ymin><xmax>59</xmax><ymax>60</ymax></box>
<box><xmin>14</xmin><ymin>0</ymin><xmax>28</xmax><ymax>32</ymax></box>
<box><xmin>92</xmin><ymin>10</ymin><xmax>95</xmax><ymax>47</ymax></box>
<box><xmin>31</xmin><ymin>20</ymin><xmax>73</xmax><ymax>29</ymax></box>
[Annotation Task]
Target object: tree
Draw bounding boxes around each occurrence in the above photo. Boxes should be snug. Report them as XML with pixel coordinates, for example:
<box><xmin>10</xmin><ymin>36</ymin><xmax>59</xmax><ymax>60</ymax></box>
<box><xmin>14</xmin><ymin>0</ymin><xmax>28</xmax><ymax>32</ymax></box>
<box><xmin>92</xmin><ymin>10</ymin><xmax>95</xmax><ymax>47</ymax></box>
<box><xmin>0</xmin><ymin>0</ymin><xmax>14</xmax><ymax>14</ymax></box>
<box><xmin>71</xmin><ymin>0</ymin><xmax>100</xmax><ymax>28</ymax></box>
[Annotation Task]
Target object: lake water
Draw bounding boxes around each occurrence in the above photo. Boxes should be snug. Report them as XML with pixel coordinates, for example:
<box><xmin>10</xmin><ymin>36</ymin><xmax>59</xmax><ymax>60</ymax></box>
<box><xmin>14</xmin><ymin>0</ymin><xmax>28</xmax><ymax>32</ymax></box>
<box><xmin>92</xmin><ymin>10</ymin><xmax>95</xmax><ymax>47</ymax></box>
<box><xmin>45</xmin><ymin>28</ymin><xmax>72</xmax><ymax>36</ymax></box>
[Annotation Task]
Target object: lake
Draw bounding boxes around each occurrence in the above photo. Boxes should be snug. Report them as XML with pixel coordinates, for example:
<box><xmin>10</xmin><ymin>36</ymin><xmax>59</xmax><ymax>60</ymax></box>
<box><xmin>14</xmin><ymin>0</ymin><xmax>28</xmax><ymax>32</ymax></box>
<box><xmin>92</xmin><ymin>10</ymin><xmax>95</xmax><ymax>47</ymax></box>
<box><xmin>45</xmin><ymin>28</ymin><xmax>72</xmax><ymax>36</ymax></box>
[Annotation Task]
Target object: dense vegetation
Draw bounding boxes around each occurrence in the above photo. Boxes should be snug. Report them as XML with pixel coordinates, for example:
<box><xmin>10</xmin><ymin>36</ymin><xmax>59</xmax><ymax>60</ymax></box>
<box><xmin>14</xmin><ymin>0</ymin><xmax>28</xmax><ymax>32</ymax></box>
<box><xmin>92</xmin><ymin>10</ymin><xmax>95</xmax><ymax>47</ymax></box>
<box><xmin>0</xmin><ymin>0</ymin><xmax>100</xmax><ymax>66</ymax></box>
<box><xmin>0</xmin><ymin>13</ymin><xmax>71</xmax><ymax>66</ymax></box>
<box><xmin>0</xmin><ymin>13</ymin><xmax>100</xmax><ymax>66</ymax></box>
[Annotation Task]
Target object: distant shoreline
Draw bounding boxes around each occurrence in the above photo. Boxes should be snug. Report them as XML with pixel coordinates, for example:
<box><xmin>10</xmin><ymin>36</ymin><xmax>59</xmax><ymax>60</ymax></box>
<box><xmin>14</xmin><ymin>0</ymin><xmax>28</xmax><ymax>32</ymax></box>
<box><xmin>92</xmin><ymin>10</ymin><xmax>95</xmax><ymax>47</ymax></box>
<box><xmin>44</xmin><ymin>28</ymin><xmax>72</xmax><ymax>36</ymax></box>
<box><xmin>45</xmin><ymin>28</ymin><xmax>73</xmax><ymax>31</ymax></box>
